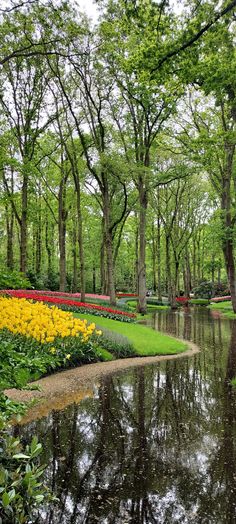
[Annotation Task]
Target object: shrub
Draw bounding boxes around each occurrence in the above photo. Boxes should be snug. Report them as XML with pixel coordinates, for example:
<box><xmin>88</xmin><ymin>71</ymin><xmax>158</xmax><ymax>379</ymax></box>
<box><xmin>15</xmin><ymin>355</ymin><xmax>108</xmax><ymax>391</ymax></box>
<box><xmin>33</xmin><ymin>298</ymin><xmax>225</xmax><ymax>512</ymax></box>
<box><xmin>0</xmin><ymin>269</ymin><xmax>30</xmax><ymax>290</ymax></box>
<box><xmin>0</xmin><ymin>416</ymin><xmax>54</xmax><ymax>524</ymax></box>
<box><xmin>193</xmin><ymin>281</ymin><xmax>214</xmax><ymax>299</ymax></box>
<box><xmin>193</xmin><ymin>280</ymin><xmax>230</xmax><ymax>299</ymax></box>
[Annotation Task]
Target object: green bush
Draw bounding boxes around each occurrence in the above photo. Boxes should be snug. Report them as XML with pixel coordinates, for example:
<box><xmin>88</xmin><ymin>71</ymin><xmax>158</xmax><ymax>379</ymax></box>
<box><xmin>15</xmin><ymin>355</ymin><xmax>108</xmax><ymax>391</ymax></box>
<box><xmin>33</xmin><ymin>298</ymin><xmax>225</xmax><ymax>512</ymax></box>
<box><xmin>193</xmin><ymin>280</ymin><xmax>230</xmax><ymax>299</ymax></box>
<box><xmin>0</xmin><ymin>416</ymin><xmax>54</xmax><ymax>524</ymax></box>
<box><xmin>0</xmin><ymin>269</ymin><xmax>31</xmax><ymax>291</ymax></box>
<box><xmin>193</xmin><ymin>281</ymin><xmax>213</xmax><ymax>299</ymax></box>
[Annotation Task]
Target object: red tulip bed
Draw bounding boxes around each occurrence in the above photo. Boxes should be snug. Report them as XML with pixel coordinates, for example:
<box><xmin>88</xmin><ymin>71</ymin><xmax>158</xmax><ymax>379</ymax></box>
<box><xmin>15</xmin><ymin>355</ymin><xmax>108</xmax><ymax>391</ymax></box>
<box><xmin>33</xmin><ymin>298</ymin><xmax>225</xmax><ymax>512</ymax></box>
<box><xmin>176</xmin><ymin>297</ymin><xmax>189</xmax><ymax>305</ymax></box>
<box><xmin>2</xmin><ymin>290</ymin><xmax>136</xmax><ymax>322</ymax></box>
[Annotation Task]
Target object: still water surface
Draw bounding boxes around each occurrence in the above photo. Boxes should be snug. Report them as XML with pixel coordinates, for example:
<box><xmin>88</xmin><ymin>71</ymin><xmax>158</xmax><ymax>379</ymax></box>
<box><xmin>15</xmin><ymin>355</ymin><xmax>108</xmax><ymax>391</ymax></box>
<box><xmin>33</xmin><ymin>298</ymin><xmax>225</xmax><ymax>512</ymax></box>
<box><xmin>19</xmin><ymin>308</ymin><xmax>236</xmax><ymax>523</ymax></box>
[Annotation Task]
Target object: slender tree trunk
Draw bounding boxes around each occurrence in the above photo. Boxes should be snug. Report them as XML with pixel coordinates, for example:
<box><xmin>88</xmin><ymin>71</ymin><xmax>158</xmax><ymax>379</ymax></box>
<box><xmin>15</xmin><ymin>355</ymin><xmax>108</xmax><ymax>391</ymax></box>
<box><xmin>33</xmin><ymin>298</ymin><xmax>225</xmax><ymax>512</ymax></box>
<box><xmin>103</xmin><ymin>186</ymin><xmax>116</xmax><ymax>305</ymax></box>
<box><xmin>72</xmin><ymin>226</ymin><xmax>78</xmax><ymax>293</ymax></box>
<box><xmin>157</xmin><ymin>205</ymin><xmax>162</xmax><ymax>302</ymax></box>
<box><xmin>197</xmin><ymin>235</ymin><xmax>201</xmax><ymax>284</ymax></box>
<box><xmin>172</xmin><ymin>260</ymin><xmax>179</xmax><ymax>309</ymax></box>
<box><xmin>193</xmin><ymin>238</ymin><xmax>196</xmax><ymax>288</ymax></box>
<box><xmin>20</xmin><ymin>166</ymin><xmax>28</xmax><ymax>273</ymax></box>
<box><xmin>73</xmin><ymin>174</ymin><xmax>85</xmax><ymax>302</ymax></box>
<box><xmin>184</xmin><ymin>249</ymin><xmax>191</xmax><ymax>297</ymax></box>
<box><xmin>100</xmin><ymin>237</ymin><xmax>106</xmax><ymax>294</ymax></box>
<box><xmin>221</xmin><ymin>144</ymin><xmax>236</xmax><ymax>312</ymax></box>
<box><xmin>93</xmin><ymin>264</ymin><xmax>96</xmax><ymax>293</ymax></box>
<box><xmin>135</xmin><ymin>218</ymin><xmax>139</xmax><ymax>294</ymax></box>
<box><xmin>166</xmin><ymin>235</ymin><xmax>172</xmax><ymax>305</ymax></box>
<box><xmin>5</xmin><ymin>203</ymin><xmax>14</xmax><ymax>269</ymax></box>
<box><xmin>58</xmin><ymin>179</ymin><xmax>67</xmax><ymax>292</ymax></box>
<box><xmin>152</xmin><ymin>222</ymin><xmax>157</xmax><ymax>293</ymax></box>
<box><xmin>137</xmin><ymin>180</ymin><xmax>147</xmax><ymax>314</ymax></box>
<box><xmin>35</xmin><ymin>199</ymin><xmax>42</xmax><ymax>275</ymax></box>
<box><xmin>45</xmin><ymin>216</ymin><xmax>53</xmax><ymax>285</ymax></box>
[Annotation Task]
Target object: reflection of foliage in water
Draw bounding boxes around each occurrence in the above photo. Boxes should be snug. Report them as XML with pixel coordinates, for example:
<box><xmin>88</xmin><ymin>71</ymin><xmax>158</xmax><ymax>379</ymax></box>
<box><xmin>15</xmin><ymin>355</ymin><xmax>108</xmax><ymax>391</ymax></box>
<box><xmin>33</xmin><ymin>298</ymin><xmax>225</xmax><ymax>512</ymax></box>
<box><xmin>19</xmin><ymin>309</ymin><xmax>236</xmax><ymax>523</ymax></box>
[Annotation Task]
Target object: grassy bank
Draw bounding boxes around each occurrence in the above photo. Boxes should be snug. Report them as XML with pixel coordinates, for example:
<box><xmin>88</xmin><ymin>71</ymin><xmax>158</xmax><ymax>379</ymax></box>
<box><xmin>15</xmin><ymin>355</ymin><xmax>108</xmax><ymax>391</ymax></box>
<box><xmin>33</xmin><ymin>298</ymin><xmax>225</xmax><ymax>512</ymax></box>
<box><xmin>126</xmin><ymin>300</ymin><xmax>170</xmax><ymax>310</ymax></box>
<box><xmin>74</xmin><ymin>313</ymin><xmax>187</xmax><ymax>356</ymax></box>
<box><xmin>190</xmin><ymin>299</ymin><xmax>209</xmax><ymax>305</ymax></box>
<box><xmin>208</xmin><ymin>301</ymin><xmax>236</xmax><ymax>319</ymax></box>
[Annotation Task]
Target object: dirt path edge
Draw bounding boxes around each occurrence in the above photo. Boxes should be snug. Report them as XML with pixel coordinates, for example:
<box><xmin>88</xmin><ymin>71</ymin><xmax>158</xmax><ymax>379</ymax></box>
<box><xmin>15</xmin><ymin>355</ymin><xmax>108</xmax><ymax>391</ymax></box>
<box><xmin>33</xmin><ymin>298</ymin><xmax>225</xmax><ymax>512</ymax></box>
<box><xmin>5</xmin><ymin>341</ymin><xmax>199</xmax><ymax>423</ymax></box>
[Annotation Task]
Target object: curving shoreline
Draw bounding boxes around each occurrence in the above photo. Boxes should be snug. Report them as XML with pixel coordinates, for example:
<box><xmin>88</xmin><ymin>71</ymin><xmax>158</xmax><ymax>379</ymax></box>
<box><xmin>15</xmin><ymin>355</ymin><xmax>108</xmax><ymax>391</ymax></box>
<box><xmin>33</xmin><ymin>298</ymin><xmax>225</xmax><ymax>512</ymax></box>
<box><xmin>6</xmin><ymin>340</ymin><xmax>199</xmax><ymax>424</ymax></box>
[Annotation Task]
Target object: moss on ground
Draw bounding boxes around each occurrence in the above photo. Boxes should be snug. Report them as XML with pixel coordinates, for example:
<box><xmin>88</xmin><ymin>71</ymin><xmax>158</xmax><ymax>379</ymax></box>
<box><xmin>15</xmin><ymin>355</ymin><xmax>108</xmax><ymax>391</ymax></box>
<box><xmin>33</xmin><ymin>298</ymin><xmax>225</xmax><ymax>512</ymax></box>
<box><xmin>74</xmin><ymin>313</ymin><xmax>187</xmax><ymax>356</ymax></box>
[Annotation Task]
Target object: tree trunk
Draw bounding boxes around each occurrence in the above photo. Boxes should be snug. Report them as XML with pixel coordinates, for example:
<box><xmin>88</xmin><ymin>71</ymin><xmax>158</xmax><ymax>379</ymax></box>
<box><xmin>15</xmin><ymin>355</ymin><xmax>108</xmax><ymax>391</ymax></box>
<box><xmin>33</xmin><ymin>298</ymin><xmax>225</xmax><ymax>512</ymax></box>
<box><xmin>100</xmin><ymin>217</ymin><xmax>107</xmax><ymax>294</ymax></box>
<box><xmin>58</xmin><ymin>179</ymin><xmax>67</xmax><ymax>292</ymax></box>
<box><xmin>166</xmin><ymin>235</ymin><xmax>172</xmax><ymax>305</ymax></box>
<box><xmin>193</xmin><ymin>238</ymin><xmax>196</xmax><ymax>288</ymax></box>
<box><xmin>172</xmin><ymin>260</ymin><xmax>179</xmax><ymax>309</ymax></box>
<box><xmin>135</xmin><ymin>218</ymin><xmax>139</xmax><ymax>294</ymax></box>
<box><xmin>184</xmin><ymin>249</ymin><xmax>191</xmax><ymax>297</ymax></box>
<box><xmin>72</xmin><ymin>172</ymin><xmax>85</xmax><ymax>302</ymax></box>
<box><xmin>137</xmin><ymin>180</ymin><xmax>147</xmax><ymax>314</ymax></box>
<box><xmin>20</xmin><ymin>167</ymin><xmax>28</xmax><ymax>273</ymax></box>
<box><xmin>93</xmin><ymin>264</ymin><xmax>96</xmax><ymax>293</ymax></box>
<box><xmin>102</xmin><ymin>183</ymin><xmax>116</xmax><ymax>305</ymax></box>
<box><xmin>157</xmin><ymin>205</ymin><xmax>162</xmax><ymax>302</ymax></box>
<box><xmin>152</xmin><ymin>222</ymin><xmax>157</xmax><ymax>293</ymax></box>
<box><xmin>45</xmin><ymin>217</ymin><xmax>53</xmax><ymax>286</ymax></box>
<box><xmin>221</xmin><ymin>144</ymin><xmax>236</xmax><ymax>312</ymax></box>
<box><xmin>5</xmin><ymin>203</ymin><xmax>14</xmax><ymax>269</ymax></box>
<box><xmin>35</xmin><ymin>225</ymin><xmax>41</xmax><ymax>275</ymax></box>
<box><xmin>72</xmin><ymin>226</ymin><xmax>78</xmax><ymax>293</ymax></box>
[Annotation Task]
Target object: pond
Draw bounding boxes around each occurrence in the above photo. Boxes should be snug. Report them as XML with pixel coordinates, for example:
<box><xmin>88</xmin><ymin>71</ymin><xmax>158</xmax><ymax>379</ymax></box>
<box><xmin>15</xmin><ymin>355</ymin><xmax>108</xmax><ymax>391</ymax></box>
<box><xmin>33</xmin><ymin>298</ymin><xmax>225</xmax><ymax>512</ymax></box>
<box><xmin>17</xmin><ymin>308</ymin><xmax>236</xmax><ymax>523</ymax></box>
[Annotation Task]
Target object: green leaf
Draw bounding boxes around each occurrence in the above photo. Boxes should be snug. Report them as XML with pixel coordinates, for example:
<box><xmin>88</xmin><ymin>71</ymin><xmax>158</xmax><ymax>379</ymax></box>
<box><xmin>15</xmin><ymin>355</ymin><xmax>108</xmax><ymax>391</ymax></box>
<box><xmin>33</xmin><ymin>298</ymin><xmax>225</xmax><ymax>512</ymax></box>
<box><xmin>2</xmin><ymin>491</ymin><xmax>10</xmax><ymax>507</ymax></box>
<box><xmin>12</xmin><ymin>453</ymin><xmax>30</xmax><ymax>459</ymax></box>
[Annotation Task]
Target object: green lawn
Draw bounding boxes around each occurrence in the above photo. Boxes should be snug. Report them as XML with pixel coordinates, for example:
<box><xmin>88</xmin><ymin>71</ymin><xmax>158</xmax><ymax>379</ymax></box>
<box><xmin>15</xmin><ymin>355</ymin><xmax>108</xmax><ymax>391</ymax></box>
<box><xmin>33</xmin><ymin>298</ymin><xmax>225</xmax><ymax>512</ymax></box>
<box><xmin>126</xmin><ymin>300</ymin><xmax>170</xmax><ymax>310</ymax></box>
<box><xmin>190</xmin><ymin>299</ymin><xmax>209</xmax><ymax>305</ymax></box>
<box><xmin>74</xmin><ymin>313</ymin><xmax>187</xmax><ymax>356</ymax></box>
<box><xmin>208</xmin><ymin>300</ymin><xmax>236</xmax><ymax>318</ymax></box>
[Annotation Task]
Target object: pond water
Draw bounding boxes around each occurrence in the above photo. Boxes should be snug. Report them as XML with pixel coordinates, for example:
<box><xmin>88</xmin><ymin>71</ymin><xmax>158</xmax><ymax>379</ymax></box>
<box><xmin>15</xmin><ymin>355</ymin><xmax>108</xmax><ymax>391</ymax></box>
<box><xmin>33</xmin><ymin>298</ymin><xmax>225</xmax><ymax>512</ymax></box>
<box><xmin>18</xmin><ymin>308</ymin><xmax>236</xmax><ymax>523</ymax></box>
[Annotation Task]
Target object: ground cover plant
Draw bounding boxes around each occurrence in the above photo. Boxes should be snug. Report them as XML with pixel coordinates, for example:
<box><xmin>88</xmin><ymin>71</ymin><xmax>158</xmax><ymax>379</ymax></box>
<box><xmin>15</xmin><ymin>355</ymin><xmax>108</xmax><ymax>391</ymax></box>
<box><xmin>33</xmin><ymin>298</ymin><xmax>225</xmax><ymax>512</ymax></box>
<box><xmin>2</xmin><ymin>290</ymin><xmax>136</xmax><ymax>322</ymax></box>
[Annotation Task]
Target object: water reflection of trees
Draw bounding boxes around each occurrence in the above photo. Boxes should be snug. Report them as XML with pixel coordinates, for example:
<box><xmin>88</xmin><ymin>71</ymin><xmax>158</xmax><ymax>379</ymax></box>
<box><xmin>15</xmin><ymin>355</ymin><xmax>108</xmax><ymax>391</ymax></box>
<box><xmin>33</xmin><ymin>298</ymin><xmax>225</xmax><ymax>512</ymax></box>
<box><xmin>20</xmin><ymin>311</ymin><xmax>236</xmax><ymax>523</ymax></box>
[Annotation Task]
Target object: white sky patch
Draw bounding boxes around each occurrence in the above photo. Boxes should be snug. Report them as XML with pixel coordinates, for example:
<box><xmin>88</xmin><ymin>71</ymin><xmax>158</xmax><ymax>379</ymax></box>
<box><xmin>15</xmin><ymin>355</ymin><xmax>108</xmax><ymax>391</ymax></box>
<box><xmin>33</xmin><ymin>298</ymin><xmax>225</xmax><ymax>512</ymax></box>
<box><xmin>78</xmin><ymin>0</ymin><xmax>99</xmax><ymax>21</ymax></box>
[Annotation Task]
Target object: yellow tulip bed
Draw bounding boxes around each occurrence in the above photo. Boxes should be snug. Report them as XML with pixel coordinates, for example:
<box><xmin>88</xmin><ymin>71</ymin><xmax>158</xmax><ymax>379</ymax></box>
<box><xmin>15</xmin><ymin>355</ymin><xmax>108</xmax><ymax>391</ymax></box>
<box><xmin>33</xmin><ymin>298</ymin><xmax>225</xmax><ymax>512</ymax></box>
<box><xmin>0</xmin><ymin>297</ymin><xmax>103</xmax><ymax>389</ymax></box>
<box><xmin>0</xmin><ymin>297</ymin><xmax>98</xmax><ymax>344</ymax></box>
